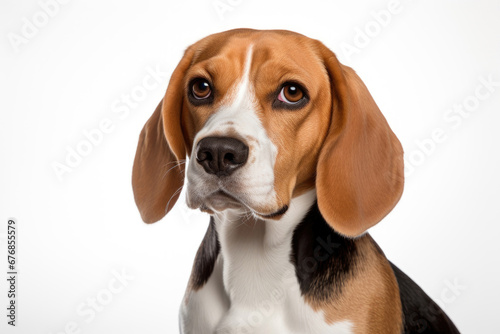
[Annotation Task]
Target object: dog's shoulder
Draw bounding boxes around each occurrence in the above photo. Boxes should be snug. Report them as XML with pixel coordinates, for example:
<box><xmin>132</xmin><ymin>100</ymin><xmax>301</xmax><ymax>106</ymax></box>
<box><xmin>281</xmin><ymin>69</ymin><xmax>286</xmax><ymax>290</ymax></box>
<box><xmin>290</xmin><ymin>202</ymin><xmax>404</xmax><ymax>333</ymax></box>
<box><xmin>390</xmin><ymin>263</ymin><xmax>460</xmax><ymax>334</ymax></box>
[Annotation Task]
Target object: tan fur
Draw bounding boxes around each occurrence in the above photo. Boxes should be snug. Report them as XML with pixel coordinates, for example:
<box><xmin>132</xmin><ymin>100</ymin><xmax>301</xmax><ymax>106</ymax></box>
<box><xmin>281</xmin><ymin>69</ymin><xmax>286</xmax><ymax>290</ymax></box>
<box><xmin>314</xmin><ymin>42</ymin><xmax>405</xmax><ymax>237</ymax></box>
<box><xmin>132</xmin><ymin>100</ymin><xmax>185</xmax><ymax>223</ymax></box>
<box><xmin>306</xmin><ymin>235</ymin><xmax>403</xmax><ymax>333</ymax></box>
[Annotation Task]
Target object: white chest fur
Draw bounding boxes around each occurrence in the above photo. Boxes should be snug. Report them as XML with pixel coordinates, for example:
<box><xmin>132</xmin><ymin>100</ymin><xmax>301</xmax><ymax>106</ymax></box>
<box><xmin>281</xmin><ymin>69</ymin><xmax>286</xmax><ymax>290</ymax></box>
<box><xmin>180</xmin><ymin>191</ymin><xmax>354</xmax><ymax>334</ymax></box>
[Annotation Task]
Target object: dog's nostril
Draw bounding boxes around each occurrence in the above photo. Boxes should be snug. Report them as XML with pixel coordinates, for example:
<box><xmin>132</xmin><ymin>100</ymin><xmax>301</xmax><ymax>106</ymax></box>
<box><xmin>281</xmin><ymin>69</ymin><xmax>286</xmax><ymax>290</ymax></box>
<box><xmin>197</xmin><ymin>150</ymin><xmax>213</xmax><ymax>162</ymax></box>
<box><xmin>224</xmin><ymin>153</ymin><xmax>235</xmax><ymax>163</ymax></box>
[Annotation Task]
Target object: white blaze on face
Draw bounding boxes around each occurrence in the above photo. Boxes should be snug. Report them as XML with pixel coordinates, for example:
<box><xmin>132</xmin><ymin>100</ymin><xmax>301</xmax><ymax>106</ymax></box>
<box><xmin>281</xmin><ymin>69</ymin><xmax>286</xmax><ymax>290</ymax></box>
<box><xmin>186</xmin><ymin>45</ymin><xmax>279</xmax><ymax>213</ymax></box>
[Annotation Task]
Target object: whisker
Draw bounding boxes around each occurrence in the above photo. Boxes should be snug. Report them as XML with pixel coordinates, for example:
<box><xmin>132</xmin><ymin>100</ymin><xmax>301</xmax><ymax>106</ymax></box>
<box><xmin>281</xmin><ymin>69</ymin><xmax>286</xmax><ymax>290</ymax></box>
<box><xmin>165</xmin><ymin>185</ymin><xmax>184</xmax><ymax>213</ymax></box>
<box><xmin>161</xmin><ymin>160</ymin><xmax>186</xmax><ymax>180</ymax></box>
<box><xmin>162</xmin><ymin>159</ymin><xmax>186</xmax><ymax>168</ymax></box>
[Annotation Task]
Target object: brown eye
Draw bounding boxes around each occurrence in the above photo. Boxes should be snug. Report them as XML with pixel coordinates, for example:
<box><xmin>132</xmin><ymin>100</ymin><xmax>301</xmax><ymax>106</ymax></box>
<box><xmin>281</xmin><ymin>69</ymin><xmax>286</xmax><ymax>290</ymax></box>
<box><xmin>192</xmin><ymin>79</ymin><xmax>211</xmax><ymax>99</ymax></box>
<box><xmin>278</xmin><ymin>84</ymin><xmax>304</xmax><ymax>104</ymax></box>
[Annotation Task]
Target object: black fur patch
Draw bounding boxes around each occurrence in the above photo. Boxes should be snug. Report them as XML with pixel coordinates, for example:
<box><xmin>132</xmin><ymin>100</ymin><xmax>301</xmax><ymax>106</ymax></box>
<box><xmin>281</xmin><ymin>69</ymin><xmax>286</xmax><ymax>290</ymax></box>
<box><xmin>290</xmin><ymin>202</ymin><xmax>358</xmax><ymax>301</ymax></box>
<box><xmin>189</xmin><ymin>217</ymin><xmax>220</xmax><ymax>290</ymax></box>
<box><xmin>390</xmin><ymin>263</ymin><xmax>460</xmax><ymax>334</ymax></box>
<box><xmin>290</xmin><ymin>202</ymin><xmax>460</xmax><ymax>333</ymax></box>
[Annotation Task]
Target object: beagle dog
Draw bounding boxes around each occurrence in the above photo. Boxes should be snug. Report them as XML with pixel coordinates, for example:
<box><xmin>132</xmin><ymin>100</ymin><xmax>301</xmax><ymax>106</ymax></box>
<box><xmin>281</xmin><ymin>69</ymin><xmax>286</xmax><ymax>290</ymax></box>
<box><xmin>132</xmin><ymin>29</ymin><xmax>460</xmax><ymax>334</ymax></box>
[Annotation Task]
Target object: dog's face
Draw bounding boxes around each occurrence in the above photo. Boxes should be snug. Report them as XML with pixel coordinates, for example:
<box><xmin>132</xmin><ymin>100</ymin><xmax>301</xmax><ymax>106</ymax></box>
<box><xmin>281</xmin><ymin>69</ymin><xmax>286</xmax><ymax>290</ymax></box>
<box><xmin>132</xmin><ymin>29</ymin><xmax>404</xmax><ymax>237</ymax></box>
<box><xmin>184</xmin><ymin>32</ymin><xmax>332</xmax><ymax>218</ymax></box>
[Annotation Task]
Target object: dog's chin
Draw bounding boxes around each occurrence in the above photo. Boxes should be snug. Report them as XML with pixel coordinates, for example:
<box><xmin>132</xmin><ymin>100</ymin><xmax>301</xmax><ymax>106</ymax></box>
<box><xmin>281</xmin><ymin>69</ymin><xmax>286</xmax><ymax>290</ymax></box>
<box><xmin>194</xmin><ymin>190</ymin><xmax>247</xmax><ymax>213</ymax></box>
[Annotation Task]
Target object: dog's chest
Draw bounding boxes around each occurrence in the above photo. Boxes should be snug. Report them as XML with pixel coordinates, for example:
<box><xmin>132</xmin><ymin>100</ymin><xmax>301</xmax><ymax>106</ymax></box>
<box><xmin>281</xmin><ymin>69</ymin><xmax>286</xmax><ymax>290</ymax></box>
<box><xmin>211</xmin><ymin>202</ymin><xmax>353</xmax><ymax>333</ymax></box>
<box><xmin>180</xmin><ymin>192</ymin><xmax>354</xmax><ymax>333</ymax></box>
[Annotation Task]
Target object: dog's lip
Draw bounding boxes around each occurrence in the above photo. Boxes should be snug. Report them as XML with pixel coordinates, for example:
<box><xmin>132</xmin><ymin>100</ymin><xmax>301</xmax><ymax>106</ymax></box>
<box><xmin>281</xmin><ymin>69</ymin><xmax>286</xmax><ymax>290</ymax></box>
<box><xmin>253</xmin><ymin>205</ymin><xmax>289</xmax><ymax>219</ymax></box>
<box><xmin>211</xmin><ymin>189</ymin><xmax>240</xmax><ymax>202</ymax></box>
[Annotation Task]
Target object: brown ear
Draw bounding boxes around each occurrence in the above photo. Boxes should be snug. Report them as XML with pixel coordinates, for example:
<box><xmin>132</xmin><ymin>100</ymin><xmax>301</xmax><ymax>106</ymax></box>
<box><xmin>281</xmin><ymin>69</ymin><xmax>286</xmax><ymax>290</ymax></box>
<box><xmin>132</xmin><ymin>49</ymin><xmax>194</xmax><ymax>223</ymax></box>
<box><xmin>315</xmin><ymin>43</ymin><xmax>404</xmax><ymax>237</ymax></box>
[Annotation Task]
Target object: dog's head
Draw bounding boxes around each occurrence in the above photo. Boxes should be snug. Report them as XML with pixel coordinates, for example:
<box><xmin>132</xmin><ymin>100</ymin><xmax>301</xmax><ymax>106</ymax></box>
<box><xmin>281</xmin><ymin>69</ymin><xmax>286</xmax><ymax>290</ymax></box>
<box><xmin>132</xmin><ymin>29</ymin><xmax>404</xmax><ymax>237</ymax></box>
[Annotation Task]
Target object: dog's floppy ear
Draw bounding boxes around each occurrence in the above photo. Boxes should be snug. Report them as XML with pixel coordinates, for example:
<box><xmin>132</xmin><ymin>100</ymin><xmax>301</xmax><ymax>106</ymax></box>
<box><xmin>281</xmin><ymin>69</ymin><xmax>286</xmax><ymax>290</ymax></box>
<box><xmin>315</xmin><ymin>42</ymin><xmax>404</xmax><ymax>237</ymax></box>
<box><xmin>132</xmin><ymin>49</ymin><xmax>194</xmax><ymax>223</ymax></box>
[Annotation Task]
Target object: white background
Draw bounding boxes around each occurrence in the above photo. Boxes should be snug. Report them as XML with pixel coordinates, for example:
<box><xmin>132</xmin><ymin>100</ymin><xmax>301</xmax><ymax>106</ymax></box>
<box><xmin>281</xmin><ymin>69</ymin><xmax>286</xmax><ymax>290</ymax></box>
<box><xmin>1</xmin><ymin>0</ymin><xmax>499</xmax><ymax>333</ymax></box>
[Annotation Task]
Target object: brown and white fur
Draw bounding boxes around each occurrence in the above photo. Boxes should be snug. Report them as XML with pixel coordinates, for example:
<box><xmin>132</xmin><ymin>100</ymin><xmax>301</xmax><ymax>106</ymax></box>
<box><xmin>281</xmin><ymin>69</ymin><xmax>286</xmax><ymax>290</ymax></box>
<box><xmin>132</xmin><ymin>29</ymin><xmax>460</xmax><ymax>333</ymax></box>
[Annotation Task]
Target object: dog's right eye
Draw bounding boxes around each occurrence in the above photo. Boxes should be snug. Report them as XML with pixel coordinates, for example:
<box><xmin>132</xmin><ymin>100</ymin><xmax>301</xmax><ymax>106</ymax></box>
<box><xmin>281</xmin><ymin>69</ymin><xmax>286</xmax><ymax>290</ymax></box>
<box><xmin>191</xmin><ymin>79</ymin><xmax>212</xmax><ymax>100</ymax></box>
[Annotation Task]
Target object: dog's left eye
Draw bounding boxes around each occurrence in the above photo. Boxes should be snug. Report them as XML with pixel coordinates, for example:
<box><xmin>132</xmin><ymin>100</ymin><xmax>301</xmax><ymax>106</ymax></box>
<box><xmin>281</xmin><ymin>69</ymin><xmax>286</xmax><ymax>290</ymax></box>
<box><xmin>278</xmin><ymin>84</ymin><xmax>304</xmax><ymax>104</ymax></box>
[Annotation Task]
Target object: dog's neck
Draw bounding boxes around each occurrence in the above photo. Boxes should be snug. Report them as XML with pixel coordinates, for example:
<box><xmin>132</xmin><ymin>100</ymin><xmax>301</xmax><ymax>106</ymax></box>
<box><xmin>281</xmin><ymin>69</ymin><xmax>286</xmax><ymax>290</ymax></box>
<box><xmin>213</xmin><ymin>189</ymin><xmax>317</xmax><ymax>249</ymax></box>
<box><xmin>211</xmin><ymin>190</ymin><xmax>317</xmax><ymax>303</ymax></box>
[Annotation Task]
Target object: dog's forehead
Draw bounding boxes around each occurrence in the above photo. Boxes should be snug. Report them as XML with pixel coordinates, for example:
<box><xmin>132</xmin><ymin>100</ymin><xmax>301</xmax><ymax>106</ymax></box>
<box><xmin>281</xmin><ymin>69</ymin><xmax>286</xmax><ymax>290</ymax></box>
<box><xmin>188</xmin><ymin>29</ymin><xmax>325</xmax><ymax>82</ymax></box>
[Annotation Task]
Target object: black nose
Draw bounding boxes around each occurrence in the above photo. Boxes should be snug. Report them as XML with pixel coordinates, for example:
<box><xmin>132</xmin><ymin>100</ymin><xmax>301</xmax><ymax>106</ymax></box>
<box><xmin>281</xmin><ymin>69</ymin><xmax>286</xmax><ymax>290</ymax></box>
<box><xmin>196</xmin><ymin>137</ymin><xmax>249</xmax><ymax>177</ymax></box>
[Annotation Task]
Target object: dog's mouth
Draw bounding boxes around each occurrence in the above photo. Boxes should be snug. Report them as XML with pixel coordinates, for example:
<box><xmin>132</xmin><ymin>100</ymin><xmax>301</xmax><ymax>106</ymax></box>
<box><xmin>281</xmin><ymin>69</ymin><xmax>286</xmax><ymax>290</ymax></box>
<box><xmin>194</xmin><ymin>189</ymin><xmax>289</xmax><ymax>219</ymax></box>
<box><xmin>255</xmin><ymin>205</ymin><xmax>289</xmax><ymax>219</ymax></box>
<box><xmin>199</xmin><ymin>190</ymin><xmax>246</xmax><ymax>213</ymax></box>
